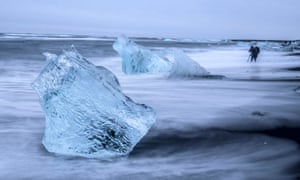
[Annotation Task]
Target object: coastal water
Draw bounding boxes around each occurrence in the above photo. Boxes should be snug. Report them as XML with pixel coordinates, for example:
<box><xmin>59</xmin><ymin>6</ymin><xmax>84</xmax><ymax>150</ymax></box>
<box><xmin>0</xmin><ymin>34</ymin><xmax>300</xmax><ymax>179</ymax></box>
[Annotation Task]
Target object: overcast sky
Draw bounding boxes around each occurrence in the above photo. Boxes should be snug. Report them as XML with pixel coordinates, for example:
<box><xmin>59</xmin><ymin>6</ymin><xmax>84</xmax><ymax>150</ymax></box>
<box><xmin>0</xmin><ymin>0</ymin><xmax>299</xmax><ymax>39</ymax></box>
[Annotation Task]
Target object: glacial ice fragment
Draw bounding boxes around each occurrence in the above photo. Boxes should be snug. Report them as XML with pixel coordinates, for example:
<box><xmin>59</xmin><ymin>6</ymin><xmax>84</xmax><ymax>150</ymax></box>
<box><xmin>113</xmin><ymin>35</ymin><xmax>172</xmax><ymax>74</ymax></box>
<box><xmin>168</xmin><ymin>49</ymin><xmax>209</xmax><ymax>78</ymax></box>
<box><xmin>32</xmin><ymin>46</ymin><xmax>156</xmax><ymax>158</ymax></box>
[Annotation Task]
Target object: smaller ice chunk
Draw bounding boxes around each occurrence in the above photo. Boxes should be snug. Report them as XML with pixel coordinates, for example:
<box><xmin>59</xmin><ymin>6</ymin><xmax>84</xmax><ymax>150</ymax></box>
<box><xmin>168</xmin><ymin>49</ymin><xmax>210</xmax><ymax>78</ymax></box>
<box><xmin>32</xmin><ymin>46</ymin><xmax>156</xmax><ymax>158</ymax></box>
<box><xmin>113</xmin><ymin>35</ymin><xmax>172</xmax><ymax>74</ymax></box>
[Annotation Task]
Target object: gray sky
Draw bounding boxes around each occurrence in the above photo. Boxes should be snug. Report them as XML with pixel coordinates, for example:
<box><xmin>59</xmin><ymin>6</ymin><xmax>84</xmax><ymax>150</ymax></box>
<box><xmin>0</xmin><ymin>0</ymin><xmax>299</xmax><ymax>39</ymax></box>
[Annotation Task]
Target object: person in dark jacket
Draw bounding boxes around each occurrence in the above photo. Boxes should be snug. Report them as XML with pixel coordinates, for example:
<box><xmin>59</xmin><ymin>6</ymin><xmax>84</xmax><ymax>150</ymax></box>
<box><xmin>248</xmin><ymin>46</ymin><xmax>255</xmax><ymax>62</ymax></box>
<box><xmin>248</xmin><ymin>46</ymin><xmax>260</xmax><ymax>62</ymax></box>
<box><xmin>253</xmin><ymin>46</ymin><xmax>260</xmax><ymax>62</ymax></box>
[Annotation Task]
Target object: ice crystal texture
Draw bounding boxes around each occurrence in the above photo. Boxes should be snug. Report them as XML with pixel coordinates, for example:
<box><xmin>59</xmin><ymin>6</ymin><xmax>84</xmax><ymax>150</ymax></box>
<box><xmin>32</xmin><ymin>46</ymin><xmax>156</xmax><ymax>158</ymax></box>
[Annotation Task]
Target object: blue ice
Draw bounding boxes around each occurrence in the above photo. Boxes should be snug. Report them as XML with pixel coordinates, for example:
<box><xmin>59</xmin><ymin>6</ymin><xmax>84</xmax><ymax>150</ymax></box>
<box><xmin>168</xmin><ymin>49</ymin><xmax>209</xmax><ymax>78</ymax></box>
<box><xmin>113</xmin><ymin>35</ymin><xmax>172</xmax><ymax>74</ymax></box>
<box><xmin>32</xmin><ymin>46</ymin><xmax>156</xmax><ymax>158</ymax></box>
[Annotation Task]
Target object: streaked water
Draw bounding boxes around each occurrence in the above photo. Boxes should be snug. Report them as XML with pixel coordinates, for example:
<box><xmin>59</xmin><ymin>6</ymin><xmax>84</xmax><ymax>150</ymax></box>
<box><xmin>0</xmin><ymin>34</ymin><xmax>300</xmax><ymax>179</ymax></box>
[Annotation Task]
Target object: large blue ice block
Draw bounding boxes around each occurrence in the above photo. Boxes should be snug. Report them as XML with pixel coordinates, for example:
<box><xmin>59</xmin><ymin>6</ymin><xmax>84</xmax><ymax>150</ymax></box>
<box><xmin>32</xmin><ymin>46</ymin><xmax>156</xmax><ymax>158</ymax></box>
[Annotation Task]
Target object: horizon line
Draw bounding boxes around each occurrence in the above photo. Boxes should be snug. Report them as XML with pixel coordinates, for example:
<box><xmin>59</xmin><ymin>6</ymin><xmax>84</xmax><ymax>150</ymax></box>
<box><xmin>0</xmin><ymin>32</ymin><xmax>299</xmax><ymax>42</ymax></box>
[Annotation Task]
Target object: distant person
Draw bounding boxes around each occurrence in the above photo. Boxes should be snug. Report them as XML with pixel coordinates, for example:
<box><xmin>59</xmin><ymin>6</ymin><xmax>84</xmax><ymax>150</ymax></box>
<box><xmin>253</xmin><ymin>46</ymin><xmax>260</xmax><ymax>62</ymax></box>
<box><xmin>248</xmin><ymin>46</ymin><xmax>255</xmax><ymax>62</ymax></box>
<box><xmin>248</xmin><ymin>45</ymin><xmax>260</xmax><ymax>62</ymax></box>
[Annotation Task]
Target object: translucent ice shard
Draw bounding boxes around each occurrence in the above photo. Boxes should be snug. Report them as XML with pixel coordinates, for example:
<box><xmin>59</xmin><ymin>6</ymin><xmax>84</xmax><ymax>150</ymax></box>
<box><xmin>168</xmin><ymin>49</ymin><xmax>210</xmax><ymax>78</ymax></box>
<box><xmin>32</xmin><ymin>46</ymin><xmax>156</xmax><ymax>158</ymax></box>
<box><xmin>113</xmin><ymin>35</ymin><xmax>172</xmax><ymax>74</ymax></box>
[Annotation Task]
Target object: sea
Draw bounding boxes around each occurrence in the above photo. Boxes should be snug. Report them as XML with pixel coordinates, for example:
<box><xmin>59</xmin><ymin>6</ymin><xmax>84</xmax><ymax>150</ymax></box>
<box><xmin>0</xmin><ymin>33</ymin><xmax>300</xmax><ymax>179</ymax></box>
